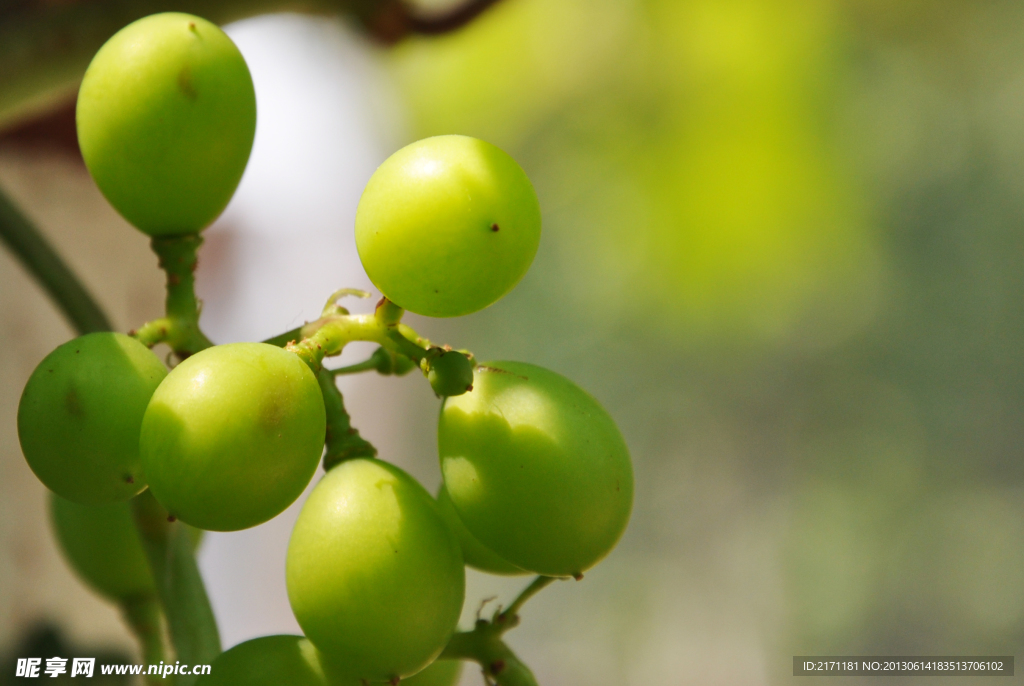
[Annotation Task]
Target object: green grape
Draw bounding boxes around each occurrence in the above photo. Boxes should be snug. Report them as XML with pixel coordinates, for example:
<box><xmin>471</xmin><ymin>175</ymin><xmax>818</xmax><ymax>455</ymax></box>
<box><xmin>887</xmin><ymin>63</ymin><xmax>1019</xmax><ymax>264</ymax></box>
<box><xmin>50</xmin><ymin>494</ymin><xmax>154</xmax><ymax>599</ymax></box>
<box><xmin>355</xmin><ymin>135</ymin><xmax>541</xmax><ymax>318</ymax></box>
<box><xmin>286</xmin><ymin>459</ymin><xmax>464</xmax><ymax>683</ymax></box>
<box><xmin>403</xmin><ymin>659</ymin><xmax>463</xmax><ymax>686</ymax></box>
<box><xmin>50</xmin><ymin>490</ymin><xmax>202</xmax><ymax>601</ymax></box>
<box><xmin>428</xmin><ymin>351</ymin><xmax>475</xmax><ymax>397</ymax></box>
<box><xmin>18</xmin><ymin>332</ymin><xmax>166</xmax><ymax>504</ymax></box>
<box><xmin>76</xmin><ymin>12</ymin><xmax>256</xmax><ymax>236</ymax></box>
<box><xmin>436</xmin><ymin>484</ymin><xmax>526</xmax><ymax>576</ymax></box>
<box><xmin>439</xmin><ymin>362</ymin><xmax>633</xmax><ymax>577</ymax></box>
<box><xmin>196</xmin><ymin>635</ymin><xmax>354</xmax><ymax>686</ymax></box>
<box><xmin>369</xmin><ymin>346</ymin><xmax>416</xmax><ymax>376</ymax></box>
<box><xmin>140</xmin><ymin>342</ymin><xmax>325</xmax><ymax>531</ymax></box>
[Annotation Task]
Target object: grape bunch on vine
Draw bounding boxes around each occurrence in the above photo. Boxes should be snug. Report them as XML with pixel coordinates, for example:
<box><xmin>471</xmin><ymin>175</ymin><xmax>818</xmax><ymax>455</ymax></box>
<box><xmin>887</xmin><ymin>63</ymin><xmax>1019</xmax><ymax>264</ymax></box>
<box><xmin>16</xmin><ymin>13</ymin><xmax>634</xmax><ymax>686</ymax></box>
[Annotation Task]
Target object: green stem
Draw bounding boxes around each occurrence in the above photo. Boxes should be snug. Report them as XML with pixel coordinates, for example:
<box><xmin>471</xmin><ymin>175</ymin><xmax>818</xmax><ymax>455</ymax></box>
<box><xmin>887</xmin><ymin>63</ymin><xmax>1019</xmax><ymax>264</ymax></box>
<box><xmin>318</xmin><ymin>369</ymin><xmax>377</xmax><ymax>470</ymax></box>
<box><xmin>440</xmin><ymin>627</ymin><xmax>538</xmax><ymax>686</ymax></box>
<box><xmin>125</xmin><ymin>240</ymin><xmax>220</xmax><ymax>678</ymax></box>
<box><xmin>133</xmin><ymin>317</ymin><xmax>173</xmax><ymax>346</ymax></box>
<box><xmin>374</xmin><ymin>297</ymin><xmax>404</xmax><ymax>326</ymax></box>
<box><xmin>437</xmin><ymin>576</ymin><xmax>561</xmax><ymax>686</ymax></box>
<box><xmin>120</xmin><ymin>595</ymin><xmax>168</xmax><ymax>685</ymax></box>
<box><xmin>125</xmin><ymin>238</ymin><xmax>220</xmax><ymax>675</ymax></box>
<box><xmin>132</xmin><ymin>234</ymin><xmax>213</xmax><ymax>358</ymax></box>
<box><xmin>322</xmin><ymin>287</ymin><xmax>372</xmax><ymax>312</ymax></box>
<box><xmin>287</xmin><ymin>313</ymin><xmax>383</xmax><ymax>369</ymax></box>
<box><xmin>329</xmin><ymin>347</ymin><xmax>416</xmax><ymax>376</ymax></box>
<box><xmin>131</xmin><ymin>490</ymin><xmax>220</xmax><ymax>686</ymax></box>
<box><xmin>285</xmin><ymin>300</ymin><xmax>429</xmax><ymax>371</ymax></box>
<box><xmin>329</xmin><ymin>357</ymin><xmax>379</xmax><ymax>376</ymax></box>
<box><xmin>271</xmin><ymin>298</ymin><xmax>457</xmax><ymax>470</ymax></box>
<box><xmin>497</xmin><ymin>576</ymin><xmax>557</xmax><ymax>625</ymax></box>
<box><xmin>0</xmin><ymin>185</ymin><xmax>112</xmax><ymax>333</ymax></box>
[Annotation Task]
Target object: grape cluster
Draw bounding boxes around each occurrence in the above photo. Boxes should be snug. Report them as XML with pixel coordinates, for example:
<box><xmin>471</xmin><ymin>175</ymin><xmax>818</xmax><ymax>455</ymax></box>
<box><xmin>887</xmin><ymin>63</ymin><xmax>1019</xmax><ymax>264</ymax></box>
<box><xmin>18</xmin><ymin>13</ymin><xmax>634</xmax><ymax>686</ymax></box>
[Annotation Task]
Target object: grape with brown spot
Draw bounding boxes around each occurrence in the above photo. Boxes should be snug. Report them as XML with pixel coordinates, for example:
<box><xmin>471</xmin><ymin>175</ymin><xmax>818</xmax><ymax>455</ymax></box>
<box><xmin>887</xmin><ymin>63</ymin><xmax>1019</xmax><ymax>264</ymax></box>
<box><xmin>140</xmin><ymin>342</ymin><xmax>325</xmax><ymax>531</ymax></box>
<box><xmin>18</xmin><ymin>332</ymin><xmax>166</xmax><ymax>504</ymax></box>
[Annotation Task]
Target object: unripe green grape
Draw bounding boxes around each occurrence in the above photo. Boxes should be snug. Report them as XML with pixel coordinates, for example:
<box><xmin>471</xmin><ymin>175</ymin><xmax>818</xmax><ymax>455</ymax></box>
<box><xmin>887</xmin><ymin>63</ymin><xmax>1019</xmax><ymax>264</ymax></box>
<box><xmin>403</xmin><ymin>660</ymin><xmax>463</xmax><ymax>686</ymax></box>
<box><xmin>18</xmin><ymin>332</ymin><xmax>166</xmax><ymax>504</ymax></box>
<box><xmin>50</xmin><ymin>490</ymin><xmax>202</xmax><ymax>601</ymax></box>
<box><xmin>76</xmin><ymin>13</ymin><xmax>256</xmax><ymax>235</ymax></box>
<box><xmin>50</xmin><ymin>494</ymin><xmax>154</xmax><ymax>600</ymax></box>
<box><xmin>428</xmin><ymin>351</ymin><xmax>475</xmax><ymax>397</ymax></box>
<box><xmin>140</xmin><ymin>343</ymin><xmax>325</xmax><ymax>531</ymax></box>
<box><xmin>196</xmin><ymin>635</ymin><xmax>354</xmax><ymax>686</ymax></box>
<box><xmin>286</xmin><ymin>459</ymin><xmax>464</xmax><ymax>683</ymax></box>
<box><xmin>355</xmin><ymin>135</ymin><xmax>541</xmax><ymax>318</ymax></box>
<box><xmin>439</xmin><ymin>362</ymin><xmax>633</xmax><ymax>577</ymax></box>
<box><xmin>436</xmin><ymin>484</ymin><xmax>526</xmax><ymax>576</ymax></box>
<box><xmin>369</xmin><ymin>346</ymin><xmax>416</xmax><ymax>376</ymax></box>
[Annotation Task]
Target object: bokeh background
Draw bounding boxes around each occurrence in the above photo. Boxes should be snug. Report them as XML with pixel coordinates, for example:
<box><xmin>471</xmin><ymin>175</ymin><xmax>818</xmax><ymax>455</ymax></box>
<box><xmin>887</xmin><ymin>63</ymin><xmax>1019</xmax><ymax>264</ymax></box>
<box><xmin>3</xmin><ymin>1</ymin><xmax>1024</xmax><ymax>684</ymax></box>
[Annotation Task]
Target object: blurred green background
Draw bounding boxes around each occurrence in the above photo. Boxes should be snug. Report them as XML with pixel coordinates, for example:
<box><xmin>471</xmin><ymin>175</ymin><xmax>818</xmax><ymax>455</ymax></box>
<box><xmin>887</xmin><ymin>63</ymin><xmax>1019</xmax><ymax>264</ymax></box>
<box><xmin>3</xmin><ymin>0</ymin><xmax>1024</xmax><ymax>684</ymax></box>
<box><xmin>388</xmin><ymin>0</ymin><xmax>1024</xmax><ymax>682</ymax></box>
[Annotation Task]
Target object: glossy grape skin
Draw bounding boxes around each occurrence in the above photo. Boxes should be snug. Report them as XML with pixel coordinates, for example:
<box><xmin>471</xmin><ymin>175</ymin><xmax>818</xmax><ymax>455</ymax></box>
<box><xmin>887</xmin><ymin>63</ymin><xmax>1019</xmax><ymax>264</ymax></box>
<box><xmin>50</xmin><ymin>490</ymin><xmax>202</xmax><ymax>601</ymax></box>
<box><xmin>140</xmin><ymin>343</ymin><xmax>325</xmax><ymax>531</ymax></box>
<box><xmin>436</xmin><ymin>484</ymin><xmax>526</xmax><ymax>576</ymax></box>
<box><xmin>286</xmin><ymin>459</ymin><xmax>464</xmax><ymax>683</ymax></box>
<box><xmin>403</xmin><ymin>660</ymin><xmax>463</xmax><ymax>686</ymax></box>
<box><xmin>439</xmin><ymin>362</ymin><xmax>633</xmax><ymax>577</ymax></box>
<box><xmin>355</xmin><ymin>135</ymin><xmax>541</xmax><ymax>318</ymax></box>
<box><xmin>196</xmin><ymin>636</ymin><xmax>354</xmax><ymax>686</ymax></box>
<box><xmin>18</xmin><ymin>332</ymin><xmax>166</xmax><ymax>504</ymax></box>
<box><xmin>77</xmin><ymin>13</ymin><xmax>256</xmax><ymax>236</ymax></box>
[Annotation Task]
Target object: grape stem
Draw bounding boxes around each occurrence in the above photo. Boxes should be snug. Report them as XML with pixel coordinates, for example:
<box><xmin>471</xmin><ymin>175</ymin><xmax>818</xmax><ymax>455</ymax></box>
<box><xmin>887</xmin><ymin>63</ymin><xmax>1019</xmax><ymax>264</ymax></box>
<box><xmin>326</xmin><ymin>346</ymin><xmax>418</xmax><ymax>376</ymax></box>
<box><xmin>263</xmin><ymin>300</ymin><xmax>431</xmax><ymax>471</ymax></box>
<box><xmin>284</xmin><ymin>297</ymin><xmax>430</xmax><ymax>370</ymax></box>
<box><xmin>131</xmin><ymin>491</ymin><xmax>221</xmax><ymax>686</ymax></box>
<box><xmin>329</xmin><ymin>357</ymin><xmax>380</xmax><ymax>376</ymax></box>
<box><xmin>498</xmin><ymin>576</ymin><xmax>558</xmax><ymax>624</ymax></box>
<box><xmin>0</xmin><ymin>184</ymin><xmax>113</xmax><ymax>333</ymax></box>
<box><xmin>271</xmin><ymin>298</ymin><xmax>434</xmax><ymax>472</ymax></box>
<box><xmin>439</xmin><ymin>577</ymin><xmax>560</xmax><ymax>686</ymax></box>
<box><xmin>317</xmin><ymin>368</ymin><xmax>378</xmax><ymax>470</ymax></box>
<box><xmin>124</xmin><ymin>235</ymin><xmax>222</xmax><ymax>680</ymax></box>
<box><xmin>131</xmin><ymin>234</ymin><xmax>213</xmax><ymax>359</ymax></box>
<box><xmin>120</xmin><ymin>596</ymin><xmax>167</xmax><ymax>686</ymax></box>
<box><xmin>267</xmin><ymin>296</ymin><xmax>473</xmax><ymax>471</ymax></box>
<box><xmin>441</xmin><ymin>628</ymin><xmax>538</xmax><ymax>686</ymax></box>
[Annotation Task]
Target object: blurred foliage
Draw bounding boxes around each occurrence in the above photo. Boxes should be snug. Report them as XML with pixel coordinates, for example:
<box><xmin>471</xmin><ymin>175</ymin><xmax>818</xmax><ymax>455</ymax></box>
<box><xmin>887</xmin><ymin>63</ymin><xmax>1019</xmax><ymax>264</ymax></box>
<box><xmin>392</xmin><ymin>0</ymin><xmax>879</xmax><ymax>346</ymax></box>
<box><xmin>387</xmin><ymin>0</ymin><xmax>1024</xmax><ymax>681</ymax></box>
